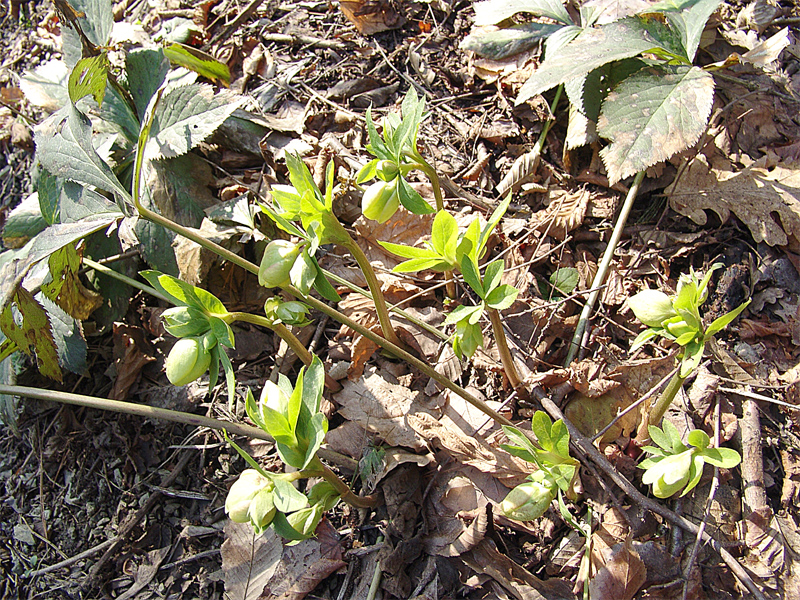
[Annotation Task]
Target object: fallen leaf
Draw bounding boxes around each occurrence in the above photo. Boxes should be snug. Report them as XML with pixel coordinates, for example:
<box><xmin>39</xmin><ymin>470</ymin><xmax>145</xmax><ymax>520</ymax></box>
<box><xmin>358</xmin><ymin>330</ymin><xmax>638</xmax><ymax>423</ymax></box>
<box><xmin>221</xmin><ymin>520</ymin><xmax>282</xmax><ymax>600</ymax></box>
<box><xmin>339</xmin><ymin>0</ymin><xmax>405</xmax><ymax>35</ymax></box>
<box><xmin>668</xmin><ymin>155</ymin><xmax>800</xmax><ymax>247</ymax></box>
<box><xmin>262</xmin><ymin>520</ymin><xmax>346</xmax><ymax>600</ymax></box>
<box><xmin>334</xmin><ymin>368</ymin><xmax>442</xmax><ymax>450</ymax></box>
<box><xmin>588</xmin><ymin>537</ymin><xmax>646</xmax><ymax>600</ymax></box>
<box><xmin>116</xmin><ymin>546</ymin><xmax>170</xmax><ymax>600</ymax></box>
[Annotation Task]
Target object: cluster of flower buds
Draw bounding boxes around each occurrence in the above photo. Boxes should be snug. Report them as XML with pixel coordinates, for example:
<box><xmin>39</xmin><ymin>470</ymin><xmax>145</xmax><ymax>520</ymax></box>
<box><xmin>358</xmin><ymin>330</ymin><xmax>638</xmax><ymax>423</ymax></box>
<box><xmin>161</xmin><ymin>307</ymin><xmax>218</xmax><ymax>387</ymax></box>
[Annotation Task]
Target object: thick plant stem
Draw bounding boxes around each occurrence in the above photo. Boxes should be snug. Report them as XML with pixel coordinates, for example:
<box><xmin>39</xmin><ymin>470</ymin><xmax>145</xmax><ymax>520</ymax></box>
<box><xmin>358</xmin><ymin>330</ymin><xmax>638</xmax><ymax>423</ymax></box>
<box><xmin>634</xmin><ymin>370</ymin><xmax>687</xmax><ymax>445</ymax></box>
<box><xmin>564</xmin><ymin>170</ymin><xmax>646</xmax><ymax>365</ymax></box>
<box><xmin>312</xmin><ymin>457</ymin><xmax>380</xmax><ymax>508</ymax></box>
<box><xmin>82</xmin><ymin>258</ymin><xmax>171</xmax><ymax>303</ymax></box>
<box><xmin>340</xmin><ymin>237</ymin><xmax>404</xmax><ymax>349</ymax></box>
<box><xmin>487</xmin><ymin>308</ymin><xmax>523</xmax><ymax>395</ymax></box>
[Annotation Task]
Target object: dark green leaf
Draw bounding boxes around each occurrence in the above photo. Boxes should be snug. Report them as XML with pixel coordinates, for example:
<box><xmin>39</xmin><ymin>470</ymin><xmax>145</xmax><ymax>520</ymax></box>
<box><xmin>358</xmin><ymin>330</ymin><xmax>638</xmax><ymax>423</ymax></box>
<box><xmin>126</xmin><ymin>48</ymin><xmax>170</xmax><ymax>119</ymax></box>
<box><xmin>516</xmin><ymin>17</ymin><xmax>685</xmax><ymax>104</ymax></box>
<box><xmin>461</xmin><ymin>256</ymin><xmax>484</xmax><ymax>298</ymax></box>
<box><xmin>598</xmin><ymin>65</ymin><xmax>714</xmax><ymax>184</ymax></box>
<box><xmin>461</xmin><ymin>22</ymin><xmax>563</xmax><ymax>60</ymax></box>
<box><xmin>473</xmin><ymin>0</ymin><xmax>572</xmax><ymax>26</ymax></box>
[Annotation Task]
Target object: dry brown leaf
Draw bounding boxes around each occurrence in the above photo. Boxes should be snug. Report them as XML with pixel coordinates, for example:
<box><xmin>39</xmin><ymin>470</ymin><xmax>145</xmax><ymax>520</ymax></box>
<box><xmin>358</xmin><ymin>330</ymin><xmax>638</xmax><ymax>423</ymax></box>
<box><xmin>339</xmin><ymin>0</ymin><xmax>405</xmax><ymax>35</ymax></box>
<box><xmin>334</xmin><ymin>368</ymin><xmax>441</xmax><ymax>450</ymax></box>
<box><xmin>407</xmin><ymin>412</ymin><xmax>532</xmax><ymax>485</ymax></box>
<box><xmin>668</xmin><ymin>155</ymin><xmax>800</xmax><ymax>247</ymax></box>
<box><xmin>116</xmin><ymin>546</ymin><xmax>170</xmax><ymax>600</ymax></box>
<box><xmin>588</xmin><ymin>537</ymin><xmax>646</xmax><ymax>600</ymax></box>
<box><xmin>261</xmin><ymin>520</ymin><xmax>346</xmax><ymax>600</ymax></box>
<box><xmin>497</xmin><ymin>147</ymin><xmax>540</xmax><ymax>197</ymax></box>
<box><xmin>532</xmin><ymin>188</ymin><xmax>591</xmax><ymax>240</ymax></box>
<box><xmin>222</xmin><ymin>521</ymin><xmax>282</xmax><ymax>600</ymax></box>
<box><xmin>354</xmin><ymin>207</ymin><xmax>435</xmax><ymax>271</ymax></box>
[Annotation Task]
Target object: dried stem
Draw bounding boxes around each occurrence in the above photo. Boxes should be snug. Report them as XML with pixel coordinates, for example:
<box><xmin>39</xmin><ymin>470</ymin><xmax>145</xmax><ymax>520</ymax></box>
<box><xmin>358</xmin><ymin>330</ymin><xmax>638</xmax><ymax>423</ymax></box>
<box><xmin>488</xmin><ymin>308</ymin><xmax>524</xmax><ymax>395</ymax></box>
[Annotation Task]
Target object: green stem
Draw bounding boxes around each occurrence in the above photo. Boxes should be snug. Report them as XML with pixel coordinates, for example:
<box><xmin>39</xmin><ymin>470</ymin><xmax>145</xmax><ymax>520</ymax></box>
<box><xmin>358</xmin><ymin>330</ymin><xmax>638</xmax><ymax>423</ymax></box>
<box><xmin>564</xmin><ymin>170</ymin><xmax>646</xmax><ymax>366</ymax></box>
<box><xmin>286</xmin><ymin>284</ymin><xmax>513</xmax><ymax>428</ymax></box>
<box><xmin>414</xmin><ymin>158</ymin><xmax>445</xmax><ymax>213</ymax></box>
<box><xmin>311</xmin><ymin>456</ymin><xmax>380</xmax><ymax>508</ymax></box>
<box><xmin>339</xmin><ymin>236</ymin><xmax>403</xmax><ymax>349</ymax></box>
<box><xmin>537</xmin><ymin>84</ymin><xmax>563</xmax><ymax>155</ymax></box>
<box><xmin>226</xmin><ymin>312</ymin><xmax>341</xmax><ymax>391</ymax></box>
<box><xmin>82</xmin><ymin>257</ymin><xmax>171</xmax><ymax>303</ymax></box>
<box><xmin>487</xmin><ymin>308</ymin><xmax>523</xmax><ymax>395</ymax></box>
<box><xmin>634</xmin><ymin>370</ymin><xmax>687</xmax><ymax>445</ymax></box>
<box><xmin>322</xmin><ymin>268</ymin><xmax>448</xmax><ymax>341</ymax></box>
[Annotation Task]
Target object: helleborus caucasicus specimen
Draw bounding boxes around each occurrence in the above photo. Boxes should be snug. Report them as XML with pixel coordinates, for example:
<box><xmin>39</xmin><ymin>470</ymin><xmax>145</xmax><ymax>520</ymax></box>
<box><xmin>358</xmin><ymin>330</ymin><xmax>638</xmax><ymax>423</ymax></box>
<box><xmin>629</xmin><ymin>264</ymin><xmax>750</xmax><ymax>378</ymax></box>
<box><xmin>639</xmin><ymin>420</ymin><xmax>741</xmax><ymax>498</ymax></box>
<box><xmin>500</xmin><ymin>411</ymin><xmax>579</xmax><ymax>521</ymax></box>
<box><xmin>357</xmin><ymin>87</ymin><xmax>439</xmax><ymax>216</ymax></box>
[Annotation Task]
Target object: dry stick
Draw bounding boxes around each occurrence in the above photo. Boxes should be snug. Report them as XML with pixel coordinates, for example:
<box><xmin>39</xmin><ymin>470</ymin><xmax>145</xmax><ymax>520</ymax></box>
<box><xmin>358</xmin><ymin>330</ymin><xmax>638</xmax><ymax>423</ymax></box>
<box><xmin>720</xmin><ymin>386</ymin><xmax>800</xmax><ymax>412</ymax></box>
<box><xmin>533</xmin><ymin>390</ymin><xmax>766</xmax><ymax>600</ymax></box>
<box><xmin>27</xmin><ymin>538</ymin><xmax>117</xmax><ymax>578</ymax></box>
<box><xmin>681</xmin><ymin>395</ymin><xmax>722</xmax><ymax>600</ymax></box>
<box><xmin>206</xmin><ymin>0</ymin><xmax>264</xmax><ymax>48</ymax></box>
<box><xmin>564</xmin><ymin>170</ymin><xmax>646</xmax><ymax>366</ymax></box>
<box><xmin>740</xmin><ymin>396</ymin><xmax>771</xmax><ymax>530</ymax></box>
<box><xmin>87</xmin><ymin>451</ymin><xmax>192</xmax><ymax>582</ymax></box>
<box><xmin>487</xmin><ymin>308</ymin><xmax>523</xmax><ymax>395</ymax></box>
<box><xmin>0</xmin><ymin>384</ymin><xmax>354</xmax><ymax>469</ymax></box>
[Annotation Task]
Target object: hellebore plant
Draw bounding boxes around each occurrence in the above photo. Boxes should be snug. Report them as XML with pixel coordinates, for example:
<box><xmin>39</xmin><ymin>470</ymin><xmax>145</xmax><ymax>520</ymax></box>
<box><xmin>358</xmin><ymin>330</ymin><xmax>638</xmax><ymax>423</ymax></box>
<box><xmin>226</xmin><ymin>356</ymin><xmax>378</xmax><ymax>540</ymax></box>
<box><xmin>628</xmin><ymin>265</ymin><xmax>750</xmax><ymax>444</ymax></box>
<box><xmin>639</xmin><ymin>420</ymin><xmax>741</xmax><ymax>499</ymax></box>
<box><xmin>259</xmin><ymin>153</ymin><xmax>406</xmax><ymax>349</ymax></box>
<box><xmin>500</xmin><ymin>411</ymin><xmax>579</xmax><ymax>521</ymax></box>
<box><xmin>357</xmin><ymin>87</ymin><xmax>441</xmax><ymax>216</ymax></box>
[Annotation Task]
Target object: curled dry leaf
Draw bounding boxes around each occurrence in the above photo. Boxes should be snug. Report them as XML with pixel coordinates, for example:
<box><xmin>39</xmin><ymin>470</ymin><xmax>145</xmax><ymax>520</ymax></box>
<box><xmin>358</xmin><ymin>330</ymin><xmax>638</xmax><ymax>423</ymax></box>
<box><xmin>532</xmin><ymin>188</ymin><xmax>591</xmax><ymax>240</ymax></box>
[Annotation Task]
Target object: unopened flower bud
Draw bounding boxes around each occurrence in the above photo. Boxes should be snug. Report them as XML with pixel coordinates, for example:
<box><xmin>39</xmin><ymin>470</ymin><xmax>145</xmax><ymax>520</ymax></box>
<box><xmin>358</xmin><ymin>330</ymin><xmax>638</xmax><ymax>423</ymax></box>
<box><xmin>375</xmin><ymin>160</ymin><xmax>399</xmax><ymax>182</ymax></box>
<box><xmin>500</xmin><ymin>480</ymin><xmax>556</xmax><ymax>521</ymax></box>
<box><xmin>362</xmin><ymin>179</ymin><xmax>399</xmax><ymax>223</ymax></box>
<box><xmin>642</xmin><ymin>449</ymin><xmax>693</xmax><ymax>498</ymax></box>
<box><xmin>666</xmin><ymin>319</ymin><xmax>695</xmax><ymax>338</ymax></box>
<box><xmin>274</xmin><ymin>301</ymin><xmax>310</xmax><ymax>326</ymax></box>
<box><xmin>225</xmin><ymin>469</ymin><xmax>272</xmax><ymax>523</ymax></box>
<box><xmin>165</xmin><ymin>336</ymin><xmax>212</xmax><ymax>386</ymax></box>
<box><xmin>261</xmin><ymin>380</ymin><xmax>289</xmax><ymax>415</ymax></box>
<box><xmin>629</xmin><ymin>289</ymin><xmax>677</xmax><ymax>328</ymax></box>
<box><xmin>259</xmin><ymin>240</ymin><xmax>301</xmax><ymax>288</ymax></box>
<box><xmin>162</xmin><ymin>306</ymin><xmax>209</xmax><ymax>338</ymax></box>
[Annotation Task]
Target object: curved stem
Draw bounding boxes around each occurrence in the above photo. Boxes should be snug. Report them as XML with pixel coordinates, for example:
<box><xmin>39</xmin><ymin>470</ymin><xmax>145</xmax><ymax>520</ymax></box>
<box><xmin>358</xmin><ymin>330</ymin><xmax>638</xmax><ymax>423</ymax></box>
<box><xmin>488</xmin><ymin>308</ymin><xmax>523</xmax><ymax>395</ymax></box>
<box><xmin>82</xmin><ymin>258</ymin><xmax>171</xmax><ymax>303</ymax></box>
<box><xmin>634</xmin><ymin>370</ymin><xmax>687</xmax><ymax>445</ymax></box>
<box><xmin>311</xmin><ymin>456</ymin><xmax>380</xmax><ymax>508</ymax></box>
<box><xmin>564</xmin><ymin>170</ymin><xmax>646</xmax><ymax>366</ymax></box>
<box><xmin>413</xmin><ymin>158</ymin><xmax>444</xmax><ymax>213</ymax></box>
<box><xmin>339</xmin><ymin>237</ymin><xmax>403</xmax><ymax>349</ymax></box>
<box><xmin>285</xmin><ymin>284</ymin><xmax>513</xmax><ymax>428</ymax></box>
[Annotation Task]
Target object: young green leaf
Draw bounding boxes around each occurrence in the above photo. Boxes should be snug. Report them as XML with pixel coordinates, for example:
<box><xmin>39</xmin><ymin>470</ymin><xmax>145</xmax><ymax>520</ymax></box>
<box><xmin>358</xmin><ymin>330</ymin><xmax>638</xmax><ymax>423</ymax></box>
<box><xmin>68</xmin><ymin>53</ymin><xmax>109</xmax><ymax>106</ymax></box>
<box><xmin>705</xmin><ymin>299</ymin><xmax>751</xmax><ymax>338</ymax></box>
<box><xmin>482</xmin><ymin>261</ymin><xmax>505</xmax><ymax>296</ymax></box>
<box><xmin>163</xmin><ymin>42</ymin><xmax>231</xmax><ymax>85</ymax></box>
<box><xmin>431</xmin><ymin>210</ymin><xmax>458</xmax><ymax>265</ymax></box>
<box><xmin>272</xmin><ymin>478</ymin><xmax>310</xmax><ymax>513</ymax></box>
<box><xmin>485</xmin><ymin>285</ymin><xmax>519</xmax><ymax>311</ymax></box>
<box><xmin>397</xmin><ymin>177</ymin><xmax>434</xmax><ymax>215</ymax></box>
<box><xmin>701</xmin><ymin>447</ymin><xmax>742</xmax><ymax>469</ymax></box>
<box><xmin>461</xmin><ymin>256</ymin><xmax>484</xmax><ymax>298</ymax></box>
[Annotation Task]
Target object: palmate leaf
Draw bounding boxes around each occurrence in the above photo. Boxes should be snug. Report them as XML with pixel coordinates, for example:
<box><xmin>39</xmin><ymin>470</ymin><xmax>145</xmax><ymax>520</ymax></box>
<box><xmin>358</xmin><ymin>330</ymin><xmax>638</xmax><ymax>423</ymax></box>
<box><xmin>598</xmin><ymin>65</ymin><xmax>714</xmax><ymax>185</ymax></box>
<box><xmin>473</xmin><ymin>0</ymin><xmax>572</xmax><ymax>26</ymax></box>
<box><xmin>34</xmin><ymin>104</ymin><xmax>132</xmax><ymax>210</ymax></box>
<box><xmin>460</xmin><ymin>22</ymin><xmax>563</xmax><ymax>60</ymax></box>
<box><xmin>650</xmin><ymin>0</ymin><xmax>722</xmax><ymax>62</ymax></box>
<box><xmin>144</xmin><ymin>84</ymin><xmax>242</xmax><ymax>160</ymax></box>
<box><xmin>516</xmin><ymin>16</ymin><xmax>685</xmax><ymax>104</ymax></box>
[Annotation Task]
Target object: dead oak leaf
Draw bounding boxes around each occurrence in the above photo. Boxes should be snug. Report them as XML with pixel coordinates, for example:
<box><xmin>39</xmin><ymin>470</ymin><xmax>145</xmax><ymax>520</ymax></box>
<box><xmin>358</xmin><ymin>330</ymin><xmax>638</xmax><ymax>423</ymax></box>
<box><xmin>667</xmin><ymin>155</ymin><xmax>800</xmax><ymax>247</ymax></box>
<box><xmin>588</xmin><ymin>537</ymin><xmax>646</xmax><ymax>600</ymax></box>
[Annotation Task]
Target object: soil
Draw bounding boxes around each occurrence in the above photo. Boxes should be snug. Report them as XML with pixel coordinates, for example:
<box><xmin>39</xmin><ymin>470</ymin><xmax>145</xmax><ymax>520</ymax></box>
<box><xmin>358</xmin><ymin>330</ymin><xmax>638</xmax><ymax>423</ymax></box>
<box><xmin>1</xmin><ymin>0</ymin><xmax>800</xmax><ymax>599</ymax></box>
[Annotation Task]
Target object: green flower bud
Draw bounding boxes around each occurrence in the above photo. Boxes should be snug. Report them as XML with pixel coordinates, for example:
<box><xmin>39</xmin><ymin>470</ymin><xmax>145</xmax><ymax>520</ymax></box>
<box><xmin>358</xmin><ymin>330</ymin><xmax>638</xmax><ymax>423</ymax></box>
<box><xmin>628</xmin><ymin>289</ymin><xmax>677</xmax><ymax>328</ymax></box>
<box><xmin>500</xmin><ymin>479</ymin><xmax>556</xmax><ymax>521</ymax></box>
<box><xmin>642</xmin><ymin>449</ymin><xmax>693</xmax><ymax>498</ymax></box>
<box><xmin>286</xmin><ymin>504</ymin><xmax>324</xmax><ymax>537</ymax></box>
<box><xmin>375</xmin><ymin>160</ymin><xmax>399</xmax><ymax>182</ymax></box>
<box><xmin>165</xmin><ymin>335</ymin><xmax>213</xmax><ymax>386</ymax></box>
<box><xmin>162</xmin><ymin>306</ymin><xmax>210</xmax><ymax>338</ymax></box>
<box><xmin>225</xmin><ymin>469</ymin><xmax>273</xmax><ymax>523</ymax></box>
<box><xmin>274</xmin><ymin>301</ymin><xmax>311</xmax><ymax>326</ymax></box>
<box><xmin>362</xmin><ymin>179</ymin><xmax>399</xmax><ymax>223</ymax></box>
<box><xmin>248</xmin><ymin>487</ymin><xmax>277</xmax><ymax>531</ymax></box>
<box><xmin>666</xmin><ymin>319</ymin><xmax>695</xmax><ymax>338</ymax></box>
<box><xmin>261</xmin><ymin>380</ymin><xmax>290</xmax><ymax>416</ymax></box>
<box><xmin>259</xmin><ymin>240</ymin><xmax>301</xmax><ymax>288</ymax></box>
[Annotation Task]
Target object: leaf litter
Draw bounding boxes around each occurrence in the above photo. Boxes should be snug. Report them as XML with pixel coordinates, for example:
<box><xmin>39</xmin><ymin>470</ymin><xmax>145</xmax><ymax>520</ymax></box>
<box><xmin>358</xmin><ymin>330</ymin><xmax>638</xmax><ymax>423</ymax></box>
<box><xmin>4</xmin><ymin>0</ymin><xmax>800</xmax><ymax>599</ymax></box>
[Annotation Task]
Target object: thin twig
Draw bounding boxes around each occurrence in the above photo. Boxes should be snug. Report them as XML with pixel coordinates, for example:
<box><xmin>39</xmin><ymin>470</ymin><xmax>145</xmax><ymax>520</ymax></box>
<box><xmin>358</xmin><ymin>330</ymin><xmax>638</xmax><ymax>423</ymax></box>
<box><xmin>681</xmin><ymin>395</ymin><xmax>722</xmax><ymax>600</ymax></box>
<box><xmin>720</xmin><ymin>386</ymin><xmax>800</xmax><ymax>412</ymax></box>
